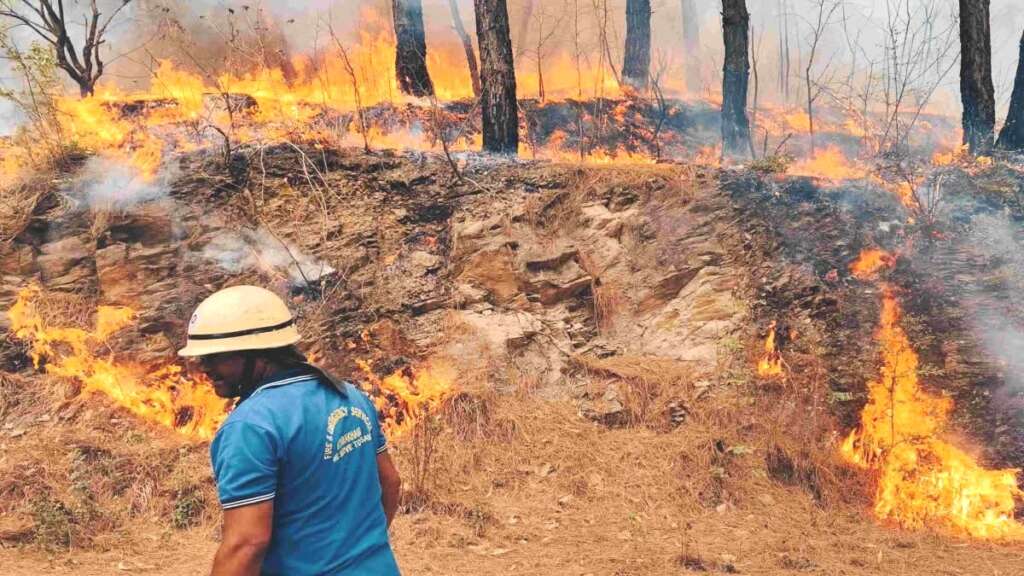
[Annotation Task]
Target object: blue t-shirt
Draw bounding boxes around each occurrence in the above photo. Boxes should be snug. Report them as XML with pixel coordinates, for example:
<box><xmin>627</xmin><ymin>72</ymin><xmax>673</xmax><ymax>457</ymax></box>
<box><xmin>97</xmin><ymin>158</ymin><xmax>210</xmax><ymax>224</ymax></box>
<box><xmin>210</xmin><ymin>370</ymin><xmax>400</xmax><ymax>575</ymax></box>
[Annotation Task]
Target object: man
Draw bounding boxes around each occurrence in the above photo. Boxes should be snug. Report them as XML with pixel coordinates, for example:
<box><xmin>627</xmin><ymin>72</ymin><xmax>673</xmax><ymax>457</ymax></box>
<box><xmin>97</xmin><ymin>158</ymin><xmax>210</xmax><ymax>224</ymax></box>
<box><xmin>179</xmin><ymin>285</ymin><xmax>402</xmax><ymax>576</ymax></box>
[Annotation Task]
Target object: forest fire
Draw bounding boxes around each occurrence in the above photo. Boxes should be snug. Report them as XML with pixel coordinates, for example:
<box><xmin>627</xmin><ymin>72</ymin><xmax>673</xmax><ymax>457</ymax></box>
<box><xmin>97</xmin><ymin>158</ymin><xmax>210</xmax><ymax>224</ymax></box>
<box><xmin>356</xmin><ymin>359</ymin><xmax>456</xmax><ymax>439</ymax></box>
<box><xmin>842</xmin><ymin>247</ymin><xmax>1024</xmax><ymax>538</ymax></box>
<box><xmin>841</xmin><ymin>287</ymin><xmax>1024</xmax><ymax>540</ymax></box>
<box><xmin>756</xmin><ymin>320</ymin><xmax>784</xmax><ymax>378</ymax></box>
<box><xmin>788</xmin><ymin>146</ymin><xmax>868</xmax><ymax>182</ymax></box>
<box><xmin>8</xmin><ymin>286</ymin><xmax>228</xmax><ymax>440</ymax></box>
<box><xmin>850</xmin><ymin>248</ymin><xmax>897</xmax><ymax>279</ymax></box>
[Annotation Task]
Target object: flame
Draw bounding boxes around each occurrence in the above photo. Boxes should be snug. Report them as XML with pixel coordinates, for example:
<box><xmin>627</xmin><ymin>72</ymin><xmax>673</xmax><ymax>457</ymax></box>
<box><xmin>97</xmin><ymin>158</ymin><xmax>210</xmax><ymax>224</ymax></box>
<box><xmin>850</xmin><ymin>248</ymin><xmax>896</xmax><ymax>279</ymax></box>
<box><xmin>757</xmin><ymin>320</ymin><xmax>784</xmax><ymax>378</ymax></box>
<box><xmin>789</xmin><ymin>146</ymin><xmax>868</xmax><ymax>181</ymax></box>
<box><xmin>356</xmin><ymin>358</ymin><xmax>456</xmax><ymax>439</ymax></box>
<box><xmin>784</xmin><ymin>111</ymin><xmax>812</xmax><ymax>133</ymax></box>
<box><xmin>841</xmin><ymin>288</ymin><xmax>1024</xmax><ymax>539</ymax></box>
<box><xmin>7</xmin><ymin>286</ymin><xmax>228</xmax><ymax>440</ymax></box>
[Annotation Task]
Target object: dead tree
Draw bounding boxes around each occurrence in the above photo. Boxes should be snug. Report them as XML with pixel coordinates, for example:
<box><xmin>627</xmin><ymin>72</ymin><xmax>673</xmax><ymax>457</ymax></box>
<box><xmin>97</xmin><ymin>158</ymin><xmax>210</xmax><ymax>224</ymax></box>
<box><xmin>474</xmin><ymin>0</ymin><xmax>518</xmax><ymax>154</ymax></box>
<box><xmin>996</xmin><ymin>31</ymin><xmax>1024</xmax><ymax>151</ymax></box>
<box><xmin>0</xmin><ymin>0</ymin><xmax>134</xmax><ymax>97</ymax></box>
<box><xmin>681</xmin><ymin>0</ymin><xmax>700</xmax><ymax>92</ymax></box>
<box><xmin>959</xmin><ymin>0</ymin><xmax>995</xmax><ymax>154</ymax></box>
<box><xmin>448</xmin><ymin>0</ymin><xmax>481</xmax><ymax>97</ymax></box>
<box><xmin>721</xmin><ymin>0</ymin><xmax>751</xmax><ymax>158</ymax></box>
<box><xmin>622</xmin><ymin>0</ymin><xmax>651</xmax><ymax>91</ymax></box>
<box><xmin>392</xmin><ymin>0</ymin><xmax>435</xmax><ymax>97</ymax></box>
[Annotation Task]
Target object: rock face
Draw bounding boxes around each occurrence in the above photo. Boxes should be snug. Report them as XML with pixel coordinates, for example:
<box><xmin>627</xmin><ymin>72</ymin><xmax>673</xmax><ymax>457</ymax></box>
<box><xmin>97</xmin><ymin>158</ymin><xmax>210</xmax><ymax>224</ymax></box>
<box><xmin>36</xmin><ymin>237</ymin><xmax>93</xmax><ymax>289</ymax></box>
<box><xmin>3</xmin><ymin>150</ymin><xmax>747</xmax><ymax>427</ymax></box>
<box><xmin>449</xmin><ymin>168</ymin><xmax>746</xmax><ymax>403</ymax></box>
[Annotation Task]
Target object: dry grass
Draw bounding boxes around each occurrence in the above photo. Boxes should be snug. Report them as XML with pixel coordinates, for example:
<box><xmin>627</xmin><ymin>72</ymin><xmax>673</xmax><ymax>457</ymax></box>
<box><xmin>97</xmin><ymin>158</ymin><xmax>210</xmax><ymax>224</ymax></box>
<box><xmin>0</xmin><ymin>173</ymin><xmax>59</xmax><ymax>243</ymax></box>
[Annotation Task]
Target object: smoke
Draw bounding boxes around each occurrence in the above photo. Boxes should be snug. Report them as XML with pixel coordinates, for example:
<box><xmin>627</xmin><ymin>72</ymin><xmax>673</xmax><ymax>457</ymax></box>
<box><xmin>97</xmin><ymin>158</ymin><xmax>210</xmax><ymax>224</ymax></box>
<box><xmin>69</xmin><ymin>156</ymin><xmax>178</xmax><ymax>210</ymax></box>
<box><xmin>201</xmin><ymin>227</ymin><xmax>335</xmax><ymax>287</ymax></box>
<box><xmin>960</xmin><ymin>211</ymin><xmax>1024</xmax><ymax>392</ymax></box>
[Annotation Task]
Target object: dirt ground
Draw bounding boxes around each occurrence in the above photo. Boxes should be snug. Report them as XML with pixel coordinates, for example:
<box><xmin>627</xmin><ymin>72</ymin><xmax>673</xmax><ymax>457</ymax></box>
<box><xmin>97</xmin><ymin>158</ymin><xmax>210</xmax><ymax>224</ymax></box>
<box><xmin>2</xmin><ymin>399</ymin><xmax>1023</xmax><ymax>576</ymax></box>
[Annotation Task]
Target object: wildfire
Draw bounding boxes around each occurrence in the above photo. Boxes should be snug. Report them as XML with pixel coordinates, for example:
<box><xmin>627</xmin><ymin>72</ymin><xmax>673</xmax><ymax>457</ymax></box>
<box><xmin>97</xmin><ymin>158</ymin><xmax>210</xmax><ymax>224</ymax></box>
<box><xmin>841</xmin><ymin>287</ymin><xmax>1024</xmax><ymax>539</ymax></box>
<box><xmin>8</xmin><ymin>286</ymin><xmax>229</xmax><ymax>440</ymax></box>
<box><xmin>757</xmin><ymin>320</ymin><xmax>785</xmax><ymax>378</ymax></box>
<box><xmin>356</xmin><ymin>358</ymin><xmax>456</xmax><ymax>439</ymax></box>
<box><xmin>788</xmin><ymin>146</ymin><xmax>868</xmax><ymax>181</ymax></box>
<box><xmin>850</xmin><ymin>248</ymin><xmax>897</xmax><ymax>279</ymax></box>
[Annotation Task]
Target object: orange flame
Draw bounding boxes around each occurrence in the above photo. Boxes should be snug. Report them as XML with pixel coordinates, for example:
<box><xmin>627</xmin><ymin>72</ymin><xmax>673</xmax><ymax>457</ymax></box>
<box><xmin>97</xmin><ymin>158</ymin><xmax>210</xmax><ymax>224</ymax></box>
<box><xmin>356</xmin><ymin>358</ymin><xmax>456</xmax><ymax>439</ymax></box>
<box><xmin>850</xmin><ymin>248</ymin><xmax>896</xmax><ymax>280</ymax></box>
<box><xmin>841</xmin><ymin>287</ymin><xmax>1024</xmax><ymax>539</ymax></box>
<box><xmin>789</xmin><ymin>146</ymin><xmax>868</xmax><ymax>181</ymax></box>
<box><xmin>757</xmin><ymin>320</ymin><xmax>784</xmax><ymax>378</ymax></box>
<box><xmin>7</xmin><ymin>286</ymin><xmax>229</xmax><ymax>440</ymax></box>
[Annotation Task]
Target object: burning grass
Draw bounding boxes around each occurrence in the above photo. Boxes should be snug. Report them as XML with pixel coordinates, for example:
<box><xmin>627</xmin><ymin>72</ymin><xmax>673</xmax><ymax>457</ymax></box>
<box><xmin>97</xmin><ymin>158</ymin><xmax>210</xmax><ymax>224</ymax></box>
<box><xmin>841</xmin><ymin>287</ymin><xmax>1024</xmax><ymax>540</ymax></box>
<box><xmin>8</xmin><ymin>285</ymin><xmax>229</xmax><ymax>441</ymax></box>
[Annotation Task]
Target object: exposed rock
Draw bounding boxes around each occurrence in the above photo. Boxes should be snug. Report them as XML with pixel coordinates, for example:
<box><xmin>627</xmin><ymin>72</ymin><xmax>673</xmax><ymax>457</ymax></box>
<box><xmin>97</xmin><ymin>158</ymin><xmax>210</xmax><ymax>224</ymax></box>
<box><xmin>36</xmin><ymin>236</ymin><xmax>93</xmax><ymax>289</ymax></box>
<box><xmin>408</xmin><ymin>250</ymin><xmax>442</xmax><ymax>272</ymax></box>
<box><xmin>639</xmin><ymin>264</ymin><xmax>703</xmax><ymax>313</ymax></box>
<box><xmin>457</xmin><ymin>248</ymin><xmax>521</xmax><ymax>304</ymax></box>
<box><xmin>0</xmin><ymin>244</ymin><xmax>35</xmax><ymax>276</ymax></box>
<box><xmin>579</xmin><ymin>382</ymin><xmax>627</xmax><ymax>426</ymax></box>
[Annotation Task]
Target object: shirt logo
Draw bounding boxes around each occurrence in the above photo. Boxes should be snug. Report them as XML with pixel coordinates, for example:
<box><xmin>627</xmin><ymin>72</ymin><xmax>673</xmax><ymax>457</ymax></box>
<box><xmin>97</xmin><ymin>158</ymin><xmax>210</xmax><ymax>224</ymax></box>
<box><xmin>323</xmin><ymin>406</ymin><xmax>373</xmax><ymax>462</ymax></box>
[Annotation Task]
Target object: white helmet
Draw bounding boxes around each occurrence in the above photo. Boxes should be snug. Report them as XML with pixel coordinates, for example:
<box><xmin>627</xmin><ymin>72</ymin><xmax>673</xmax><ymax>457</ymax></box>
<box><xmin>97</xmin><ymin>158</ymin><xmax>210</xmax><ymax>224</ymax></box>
<box><xmin>178</xmin><ymin>285</ymin><xmax>300</xmax><ymax>357</ymax></box>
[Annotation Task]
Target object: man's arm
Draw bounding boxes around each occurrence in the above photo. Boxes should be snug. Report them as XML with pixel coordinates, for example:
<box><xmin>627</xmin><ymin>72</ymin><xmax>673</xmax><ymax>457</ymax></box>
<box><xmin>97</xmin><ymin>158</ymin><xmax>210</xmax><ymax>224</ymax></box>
<box><xmin>211</xmin><ymin>500</ymin><xmax>274</xmax><ymax>576</ymax></box>
<box><xmin>377</xmin><ymin>451</ymin><xmax>402</xmax><ymax>527</ymax></box>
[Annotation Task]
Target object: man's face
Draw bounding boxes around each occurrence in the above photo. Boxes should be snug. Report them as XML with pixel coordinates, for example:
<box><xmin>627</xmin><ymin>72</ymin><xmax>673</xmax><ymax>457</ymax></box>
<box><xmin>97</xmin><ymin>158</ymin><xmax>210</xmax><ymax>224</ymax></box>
<box><xmin>197</xmin><ymin>353</ymin><xmax>247</xmax><ymax>398</ymax></box>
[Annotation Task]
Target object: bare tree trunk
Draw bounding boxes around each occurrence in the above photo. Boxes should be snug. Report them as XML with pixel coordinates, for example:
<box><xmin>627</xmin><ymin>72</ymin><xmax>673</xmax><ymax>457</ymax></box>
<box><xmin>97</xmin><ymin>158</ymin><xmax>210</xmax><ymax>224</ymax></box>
<box><xmin>722</xmin><ymin>0</ymin><xmax>752</xmax><ymax>158</ymax></box>
<box><xmin>959</xmin><ymin>0</ymin><xmax>995</xmax><ymax>154</ymax></box>
<box><xmin>622</xmin><ymin>0</ymin><xmax>652</xmax><ymax>91</ymax></box>
<box><xmin>392</xmin><ymin>0</ymin><xmax>435</xmax><ymax>97</ymax></box>
<box><xmin>475</xmin><ymin>0</ymin><xmax>519</xmax><ymax>154</ymax></box>
<box><xmin>449</xmin><ymin>0</ymin><xmax>482</xmax><ymax>97</ymax></box>
<box><xmin>681</xmin><ymin>0</ymin><xmax>700</xmax><ymax>93</ymax></box>
<box><xmin>997</xmin><ymin>31</ymin><xmax>1024</xmax><ymax>150</ymax></box>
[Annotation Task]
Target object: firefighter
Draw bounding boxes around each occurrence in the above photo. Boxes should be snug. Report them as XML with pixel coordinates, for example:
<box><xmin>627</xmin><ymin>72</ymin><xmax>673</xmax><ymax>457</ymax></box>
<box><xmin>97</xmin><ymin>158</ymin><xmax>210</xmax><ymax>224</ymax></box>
<box><xmin>179</xmin><ymin>285</ymin><xmax>402</xmax><ymax>576</ymax></box>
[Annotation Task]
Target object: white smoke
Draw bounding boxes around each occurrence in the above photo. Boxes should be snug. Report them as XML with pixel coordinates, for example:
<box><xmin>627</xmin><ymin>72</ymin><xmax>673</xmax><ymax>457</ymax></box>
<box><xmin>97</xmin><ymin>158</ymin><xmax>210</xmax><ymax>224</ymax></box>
<box><xmin>962</xmin><ymin>212</ymin><xmax>1024</xmax><ymax>392</ymax></box>
<box><xmin>71</xmin><ymin>155</ymin><xmax>178</xmax><ymax>209</ymax></box>
<box><xmin>202</xmin><ymin>227</ymin><xmax>335</xmax><ymax>287</ymax></box>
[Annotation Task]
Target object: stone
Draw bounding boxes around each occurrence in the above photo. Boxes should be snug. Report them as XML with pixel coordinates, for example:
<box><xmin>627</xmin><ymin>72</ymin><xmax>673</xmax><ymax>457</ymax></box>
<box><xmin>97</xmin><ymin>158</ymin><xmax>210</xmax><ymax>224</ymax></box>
<box><xmin>36</xmin><ymin>236</ymin><xmax>93</xmax><ymax>288</ymax></box>
<box><xmin>639</xmin><ymin>265</ymin><xmax>703</xmax><ymax>312</ymax></box>
<box><xmin>457</xmin><ymin>248</ymin><xmax>521</xmax><ymax>304</ymax></box>
<box><xmin>409</xmin><ymin>250</ymin><xmax>441</xmax><ymax>272</ymax></box>
<box><xmin>579</xmin><ymin>383</ymin><xmax>627</xmax><ymax>426</ymax></box>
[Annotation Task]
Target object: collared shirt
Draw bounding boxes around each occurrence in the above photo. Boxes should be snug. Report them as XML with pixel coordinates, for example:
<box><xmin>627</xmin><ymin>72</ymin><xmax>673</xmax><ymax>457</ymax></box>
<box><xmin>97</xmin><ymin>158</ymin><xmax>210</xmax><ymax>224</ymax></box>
<box><xmin>210</xmin><ymin>369</ymin><xmax>400</xmax><ymax>575</ymax></box>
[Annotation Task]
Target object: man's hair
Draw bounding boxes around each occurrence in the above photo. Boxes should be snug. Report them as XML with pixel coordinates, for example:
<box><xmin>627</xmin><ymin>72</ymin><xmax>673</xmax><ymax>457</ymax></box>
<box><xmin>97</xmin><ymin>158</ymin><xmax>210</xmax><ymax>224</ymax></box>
<box><xmin>259</xmin><ymin>345</ymin><xmax>309</xmax><ymax>368</ymax></box>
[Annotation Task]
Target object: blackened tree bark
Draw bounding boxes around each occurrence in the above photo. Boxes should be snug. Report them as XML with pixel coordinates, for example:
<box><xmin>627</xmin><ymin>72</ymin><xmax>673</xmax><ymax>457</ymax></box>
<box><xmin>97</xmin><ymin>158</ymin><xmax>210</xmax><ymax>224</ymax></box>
<box><xmin>996</xmin><ymin>31</ymin><xmax>1024</xmax><ymax>150</ymax></box>
<box><xmin>448</xmin><ymin>0</ymin><xmax>481</xmax><ymax>97</ymax></box>
<box><xmin>474</xmin><ymin>0</ymin><xmax>519</xmax><ymax>154</ymax></box>
<box><xmin>721</xmin><ymin>0</ymin><xmax>751</xmax><ymax>158</ymax></box>
<box><xmin>392</xmin><ymin>0</ymin><xmax>435</xmax><ymax>97</ymax></box>
<box><xmin>681</xmin><ymin>0</ymin><xmax>700</xmax><ymax>92</ymax></box>
<box><xmin>959</xmin><ymin>0</ymin><xmax>995</xmax><ymax>154</ymax></box>
<box><xmin>622</xmin><ymin>0</ymin><xmax>652</xmax><ymax>90</ymax></box>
